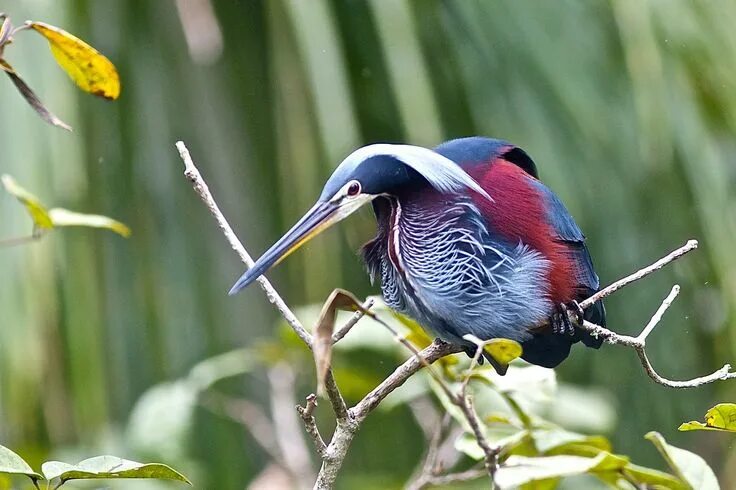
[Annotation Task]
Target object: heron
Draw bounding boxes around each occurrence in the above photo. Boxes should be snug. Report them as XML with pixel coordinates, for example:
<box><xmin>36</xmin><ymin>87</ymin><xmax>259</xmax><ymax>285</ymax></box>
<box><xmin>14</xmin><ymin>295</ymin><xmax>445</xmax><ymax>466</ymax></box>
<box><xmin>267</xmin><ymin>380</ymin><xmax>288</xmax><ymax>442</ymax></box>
<box><xmin>229</xmin><ymin>137</ymin><xmax>605</xmax><ymax>371</ymax></box>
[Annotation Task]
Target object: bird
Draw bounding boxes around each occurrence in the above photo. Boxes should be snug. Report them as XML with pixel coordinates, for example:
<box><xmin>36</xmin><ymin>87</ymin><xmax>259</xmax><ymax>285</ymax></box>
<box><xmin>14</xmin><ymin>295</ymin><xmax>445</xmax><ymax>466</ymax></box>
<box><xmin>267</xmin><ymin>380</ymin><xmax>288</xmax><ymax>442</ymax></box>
<box><xmin>229</xmin><ymin>137</ymin><xmax>605</xmax><ymax>371</ymax></box>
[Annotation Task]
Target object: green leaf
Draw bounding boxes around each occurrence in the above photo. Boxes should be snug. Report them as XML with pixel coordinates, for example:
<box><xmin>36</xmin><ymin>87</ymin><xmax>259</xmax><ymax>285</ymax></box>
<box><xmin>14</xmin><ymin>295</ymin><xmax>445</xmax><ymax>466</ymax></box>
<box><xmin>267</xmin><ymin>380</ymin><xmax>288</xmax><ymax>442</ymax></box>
<box><xmin>455</xmin><ymin>429</ymin><xmax>529</xmax><ymax>461</ymax></box>
<box><xmin>519</xmin><ymin>478</ymin><xmax>559</xmax><ymax>490</ymax></box>
<box><xmin>1</xmin><ymin>174</ymin><xmax>53</xmax><ymax>229</ymax></box>
<box><xmin>41</xmin><ymin>455</ymin><xmax>190</xmax><ymax>485</ymax></box>
<box><xmin>187</xmin><ymin>348</ymin><xmax>253</xmax><ymax>391</ymax></box>
<box><xmin>127</xmin><ymin>381</ymin><xmax>197</xmax><ymax>459</ymax></box>
<box><xmin>495</xmin><ymin>452</ymin><xmax>628</xmax><ymax>489</ymax></box>
<box><xmin>468</xmin><ymin>364</ymin><xmax>557</xmax><ymax>422</ymax></box>
<box><xmin>623</xmin><ymin>463</ymin><xmax>689</xmax><ymax>490</ymax></box>
<box><xmin>679</xmin><ymin>403</ymin><xmax>736</xmax><ymax>433</ymax></box>
<box><xmin>533</xmin><ymin>429</ymin><xmax>612</xmax><ymax>457</ymax></box>
<box><xmin>1</xmin><ymin>175</ymin><xmax>131</xmax><ymax>237</ymax></box>
<box><xmin>545</xmin><ymin>383</ymin><xmax>617</xmax><ymax>434</ymax></box>
<box><xmin>47</xmin><ymin>208</ymin><xmax>131</xmax><ymax>237</ymax></box>
<box><xmin>0</xmin><ymin>444</ymin><xmax>42</xmax><ymax>480</ymax></box>
<box><xmin>645</xmin><ymin>431</ymin><xmax>719</xmax><ymax>490</ymax></box>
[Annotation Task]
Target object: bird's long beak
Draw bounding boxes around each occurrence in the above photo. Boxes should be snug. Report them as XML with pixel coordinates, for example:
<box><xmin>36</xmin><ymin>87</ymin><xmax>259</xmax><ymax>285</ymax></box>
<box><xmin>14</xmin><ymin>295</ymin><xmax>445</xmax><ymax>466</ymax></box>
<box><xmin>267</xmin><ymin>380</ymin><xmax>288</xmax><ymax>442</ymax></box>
<box><xmin>228</xmin><ymin>195</ymin><xmax>372</xmax><ymax>295</ymax></box>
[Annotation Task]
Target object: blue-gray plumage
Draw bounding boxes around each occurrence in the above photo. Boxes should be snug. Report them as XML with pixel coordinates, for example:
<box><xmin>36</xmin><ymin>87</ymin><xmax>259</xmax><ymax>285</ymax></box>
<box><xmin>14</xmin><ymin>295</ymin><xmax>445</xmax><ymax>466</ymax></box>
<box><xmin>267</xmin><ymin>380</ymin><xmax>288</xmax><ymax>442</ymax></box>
<box><xmin>229</xmin><ymin>136</ymin><xmax>605</xmax><ymax>371</ymax></box>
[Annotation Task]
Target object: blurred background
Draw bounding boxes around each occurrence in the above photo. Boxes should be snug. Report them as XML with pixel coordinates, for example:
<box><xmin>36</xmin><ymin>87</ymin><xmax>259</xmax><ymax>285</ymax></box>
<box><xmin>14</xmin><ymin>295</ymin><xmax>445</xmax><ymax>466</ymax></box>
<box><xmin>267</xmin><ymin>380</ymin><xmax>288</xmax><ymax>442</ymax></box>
<box><xmin>1</xmin><ymin>0</ymin><xmax>735</xmax><ymax>488</ymax></box>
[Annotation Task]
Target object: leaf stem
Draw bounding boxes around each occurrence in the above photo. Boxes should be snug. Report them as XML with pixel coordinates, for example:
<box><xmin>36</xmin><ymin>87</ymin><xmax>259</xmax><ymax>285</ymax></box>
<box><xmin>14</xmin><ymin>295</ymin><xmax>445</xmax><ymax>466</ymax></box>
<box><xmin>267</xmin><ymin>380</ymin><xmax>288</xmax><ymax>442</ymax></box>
<box><xmin>0</xmin><ymin>229</ymin><xmax>44</xmax><ymax>247</ymax></box>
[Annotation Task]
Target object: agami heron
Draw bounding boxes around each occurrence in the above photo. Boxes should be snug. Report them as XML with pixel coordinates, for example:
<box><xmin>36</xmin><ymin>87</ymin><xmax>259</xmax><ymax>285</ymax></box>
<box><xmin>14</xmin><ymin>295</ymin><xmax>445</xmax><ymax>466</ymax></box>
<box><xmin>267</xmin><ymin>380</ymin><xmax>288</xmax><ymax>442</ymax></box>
<box><xmin>229</xmin><ymin>137</ymin><xmax>605</xmax><ymax>370</ymax></box>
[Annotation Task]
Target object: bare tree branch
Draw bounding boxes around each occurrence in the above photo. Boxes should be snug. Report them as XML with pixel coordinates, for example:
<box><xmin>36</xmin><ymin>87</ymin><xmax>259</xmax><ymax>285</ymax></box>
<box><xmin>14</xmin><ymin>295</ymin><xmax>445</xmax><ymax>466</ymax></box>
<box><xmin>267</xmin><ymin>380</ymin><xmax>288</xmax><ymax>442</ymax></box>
<box><xmin>577</xmin><ymin>285</ymin><xmax>736</xmax><ymax>388</ymax></box>
<box><xmin>177</xmin><ymin>142</ymin><xmax>352</xmax><ymax>489</ymax></box>
<box><xmin>414</xmin><ymin>468</ymin><xmax>487</xmax><ymax>489</ymax></box>
<box><xmin>579</xmin><ymin>240</ymin><xmax>697</xmax><ymax>309</ymax></box>
<box><xmin>406</xmin><ymin>412</ymin><xmax>448</xmax><ymax>490</ymax></box>
<box><xmin>352</xmin><ymin>340</ymin><xmax>463</xmax><ymax>420</ymax></box>
<box><xmin>297</xmin><ymin>394</ymin><xmax>327</xmax><ymax>458</ymax></box>
<box><xmin>176</xmin><ymin>140</ymin><xmax>348</xmax><ymax>422</ymax></box>
<box><xmin>0</xmin><ymin>232</ymin><xmax>41</xmax><ymax>247</ymax></box>
<box><xmin>268</xmin><ymin>363</ymin><xmax>315</xmax><ymax>487</ymax></box>
<box><xmin>176</xmin><ymin>141</ymin><xmax>312</xmax><ymax>346</ymax></box>
<box><xmin>457</xmin><ymin>338</ymin><xmax>501</xmax><ymax>484</ymax></box>
<box><xmin>332</xmin><ymin>298</ymin><xmax>374</xmax><ymax>343</ymax></box>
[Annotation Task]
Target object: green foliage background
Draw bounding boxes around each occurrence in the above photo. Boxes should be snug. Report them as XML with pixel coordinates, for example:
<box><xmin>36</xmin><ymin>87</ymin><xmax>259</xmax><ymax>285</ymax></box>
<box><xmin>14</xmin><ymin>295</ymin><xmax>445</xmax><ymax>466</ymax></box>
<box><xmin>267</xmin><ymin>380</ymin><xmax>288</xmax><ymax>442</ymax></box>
<box><xmin>0</xmin><ymin>0</ymin><xmax>735</xmax><ymax>488</ymax></box>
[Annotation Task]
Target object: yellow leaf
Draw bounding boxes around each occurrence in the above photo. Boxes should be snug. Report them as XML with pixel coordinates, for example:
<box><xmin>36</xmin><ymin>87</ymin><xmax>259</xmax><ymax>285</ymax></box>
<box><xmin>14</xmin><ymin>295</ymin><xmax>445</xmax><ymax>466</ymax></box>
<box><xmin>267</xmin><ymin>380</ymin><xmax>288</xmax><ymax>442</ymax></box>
<box><xmin>48</xmin><ymin>208</ymin><xmax>131</xmax><ymax>237</ymax></box>
<box><xmin>390</xmin><ymin>312</ymin><xmax>433</xmax><ymax>348</ymax></box>
<box><xmin>484</xmin><ymin>338</ymin><xmax>523</xmax><ymax>365</ymax></box>
<box><xmin>1</xmin><ymin>174</ymin><xmax>53</xmax><ymax>229</ymax></box>
<box><xmin>678</xmin><ymin>403</ymin><xmax>736</xmax><ymax>433</ymax></box>
<box><xmin>29</xmin><ymin>21</ymin><xmax>120</xmax><ymax>100</ymax></box>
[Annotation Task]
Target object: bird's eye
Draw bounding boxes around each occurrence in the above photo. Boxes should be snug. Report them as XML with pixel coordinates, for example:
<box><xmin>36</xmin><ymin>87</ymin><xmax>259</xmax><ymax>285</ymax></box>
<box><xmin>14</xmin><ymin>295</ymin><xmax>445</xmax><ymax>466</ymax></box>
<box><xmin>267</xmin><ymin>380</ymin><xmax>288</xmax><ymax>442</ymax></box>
<box><xmin>347</xmin><ymin>181</ymin><xmax>361</xmax><ymax>197</ymax></box>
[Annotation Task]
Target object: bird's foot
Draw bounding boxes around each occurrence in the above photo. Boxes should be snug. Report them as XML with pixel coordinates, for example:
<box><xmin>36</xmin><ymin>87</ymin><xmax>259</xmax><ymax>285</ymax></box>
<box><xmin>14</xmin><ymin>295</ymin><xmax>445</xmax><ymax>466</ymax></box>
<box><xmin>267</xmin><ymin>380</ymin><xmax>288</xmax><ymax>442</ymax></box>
<box><xmin>551</xmin><ymin>303</ymin><xmax>578</xmax><ymax>336</ymax></box>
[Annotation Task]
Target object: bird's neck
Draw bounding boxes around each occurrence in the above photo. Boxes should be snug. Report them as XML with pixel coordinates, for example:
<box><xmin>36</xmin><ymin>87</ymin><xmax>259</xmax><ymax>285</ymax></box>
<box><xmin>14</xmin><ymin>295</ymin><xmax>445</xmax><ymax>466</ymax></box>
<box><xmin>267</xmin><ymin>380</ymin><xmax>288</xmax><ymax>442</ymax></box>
<box><xmin>361</xmin><ymin>191</ymin><xmax>476</xmax><ymax>286</ymax></box>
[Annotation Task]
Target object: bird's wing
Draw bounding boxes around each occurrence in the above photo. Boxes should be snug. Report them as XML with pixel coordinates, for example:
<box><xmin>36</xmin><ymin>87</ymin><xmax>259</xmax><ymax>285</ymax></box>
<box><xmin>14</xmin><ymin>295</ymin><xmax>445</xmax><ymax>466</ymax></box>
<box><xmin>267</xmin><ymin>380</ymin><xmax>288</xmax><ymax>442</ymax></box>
<box><xmin>530</xmin><ymin>178</ymin><xmax>606</xmax><ymax>343</ymax></box>
<box><xmin>529</xmin><ymin>179</ymin><xmax>599</xmax><ymax>293</ymax></box>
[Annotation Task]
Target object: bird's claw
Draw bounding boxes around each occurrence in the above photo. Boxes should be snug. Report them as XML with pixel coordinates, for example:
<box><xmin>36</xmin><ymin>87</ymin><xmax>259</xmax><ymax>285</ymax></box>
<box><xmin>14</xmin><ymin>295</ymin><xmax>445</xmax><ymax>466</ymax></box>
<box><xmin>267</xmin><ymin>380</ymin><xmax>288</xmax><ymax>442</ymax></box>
<box><xmin>568</xmin><ymin>300</ymin><xmax>584</xmax><ymax>325</ymax></box>
<box><xmin>551</xmin><ymin>303</ymin><xmax>578</xmax><ymax>336</ymax></box>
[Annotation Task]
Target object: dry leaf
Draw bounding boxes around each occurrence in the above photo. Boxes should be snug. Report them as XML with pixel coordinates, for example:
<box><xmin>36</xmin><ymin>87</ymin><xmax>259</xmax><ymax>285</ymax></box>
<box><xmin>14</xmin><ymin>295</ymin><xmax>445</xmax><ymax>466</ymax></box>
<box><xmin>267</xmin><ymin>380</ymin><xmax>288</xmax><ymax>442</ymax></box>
<box><xmin>313</xmin><ymin>289</ymin><xmax>365</xmax><ymax>396</ymax></box>
<box><xmin>0</xmin><ymin>59</ymin><xmax>72</xmax><ymax>131</ymax></box>
<box><xmin>29</xmin><ymin>21</ymin><xmax>120</xmax><ymax>100</ymax></box>
<box><xmin>0</xmin><ymin>16</ymin><xmax>13</xmax><ymax>53</ymax></box>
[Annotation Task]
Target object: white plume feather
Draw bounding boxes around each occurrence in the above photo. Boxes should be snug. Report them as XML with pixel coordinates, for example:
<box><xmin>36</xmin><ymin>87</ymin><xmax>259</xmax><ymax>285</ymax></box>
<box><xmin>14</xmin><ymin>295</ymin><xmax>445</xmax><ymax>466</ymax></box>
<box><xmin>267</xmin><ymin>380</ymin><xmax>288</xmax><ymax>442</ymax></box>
<box><xmin>341</xmin><ymin>144</ymin><xmax>493</xmax><ymax>201</ymax></box>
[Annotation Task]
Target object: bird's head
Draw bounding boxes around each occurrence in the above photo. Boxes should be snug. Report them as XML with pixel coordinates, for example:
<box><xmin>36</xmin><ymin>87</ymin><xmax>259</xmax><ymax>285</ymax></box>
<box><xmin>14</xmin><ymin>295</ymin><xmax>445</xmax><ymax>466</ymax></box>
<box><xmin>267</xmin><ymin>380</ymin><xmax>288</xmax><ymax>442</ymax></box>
<box><xmin>228</xmin><ymin>143</ymin><xmax>491</xmax><ymax>295</ymax></box>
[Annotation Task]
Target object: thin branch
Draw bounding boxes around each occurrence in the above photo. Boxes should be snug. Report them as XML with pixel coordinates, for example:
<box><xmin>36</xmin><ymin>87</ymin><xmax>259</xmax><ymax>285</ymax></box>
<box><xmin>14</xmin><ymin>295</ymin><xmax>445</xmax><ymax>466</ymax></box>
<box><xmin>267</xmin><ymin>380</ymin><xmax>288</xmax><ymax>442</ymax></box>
<box><xmin>638</xmin><ymin>285</ymin><xmax>680</xmax><ymax>341</ymax></box>
<box><xmin>297</xmin><ymin>394</ymin><xmax>328</xmax><ymax>458</ymax></box>
<box><xmin>176</xmin><ymin>141</ymin><xmax>352</xmax><ymax>489</ymax></box>
<box><xmin>577</xmin><ymin>285</ymin><xmax>736</xmax><ymax>388</ymax></box>
<box><xmin>176</xmin><ymin>141</ymin><xmax>312</xmax><ymax>346</ymax></box>
<box><xmin>418</xmin><ymin>468</ymin><xmax>487</xmax><ymax>488</ymax></box>
<box><xmin>579</xmin><ymin>240</ymin><xmax>697</xmax><ymax>309</ymax></box>
<box><xmin>407</xmin><ymin>410</ymin><xmax>449</xmax><ymax>488</ymax></box>
<box><xmin>0</xmin><ymin>232</ymin><xmax>41</xmax><ymax>247</ymax></box>
<box><xmin>332</xmin><ymin>298</ymin><xmax>374</xmax><ymax>343</ymax></box>
<box><xmin>360</xmin><ymin>315</ymin><xmax>498</xmax><ymax>485</ymax></box>
<box><xmin>268</xmin><ymin>363</ymin><xmax>315</xmax><ymax>487</ymax></box>
<box><xmin>0</xmin><ymin>226</ymin><xmax>46</xmax><ymax>248</ymax></box>
<box><xmin>459</xmin><ymin>394</ymin><xmax>498</xmax><ymax>484</ymax></box>
<box><xmin>176</xmin><ymin>141</ymin><xmax>348</xmax><ymax>423</ymax></box>
<box><xmin>457</xmin><ymin>339</ymin><xmax>500</xmax><ymax>484</ymax></box>
<box><xmin>323</xmin><ymin>370</ymin><xmax>349</xmax><ymax>422</ymax></box>
<box><xmin>352</xmin><ymin>340</ymin><xmax>463</xmax><ymax>421</ymax></box>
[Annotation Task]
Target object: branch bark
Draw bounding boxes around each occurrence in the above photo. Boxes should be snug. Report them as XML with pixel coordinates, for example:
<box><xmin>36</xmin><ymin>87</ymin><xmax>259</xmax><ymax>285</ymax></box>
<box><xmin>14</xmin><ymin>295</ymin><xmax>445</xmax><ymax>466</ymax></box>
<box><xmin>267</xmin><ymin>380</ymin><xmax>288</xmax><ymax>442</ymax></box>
<box><xmin>297</xmin><ymin>394</ymin><xmax>327</xmax><ymax>458</ymax></box>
